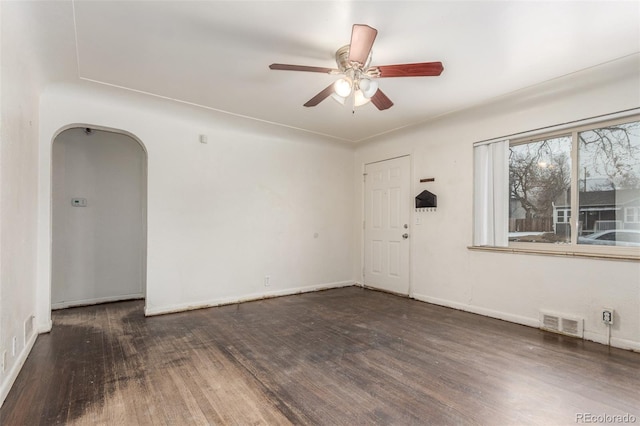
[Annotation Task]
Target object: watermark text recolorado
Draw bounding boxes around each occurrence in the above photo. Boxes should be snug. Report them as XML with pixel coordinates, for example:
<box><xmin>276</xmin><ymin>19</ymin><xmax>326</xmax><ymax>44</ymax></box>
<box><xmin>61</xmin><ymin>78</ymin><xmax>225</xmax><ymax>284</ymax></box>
<box><xmin>576</xmin><ymin>413</ymin><xmax>637</xmax><ymax>424</ymax></box>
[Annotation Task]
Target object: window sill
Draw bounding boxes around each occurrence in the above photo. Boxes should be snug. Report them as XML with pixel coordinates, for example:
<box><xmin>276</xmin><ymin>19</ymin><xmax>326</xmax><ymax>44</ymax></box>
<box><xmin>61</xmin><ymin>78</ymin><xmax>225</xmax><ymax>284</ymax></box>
<box><xmin>467</xmin><ymin>245</ymin><xmax>640</xmax><ymax>262</ymax></box>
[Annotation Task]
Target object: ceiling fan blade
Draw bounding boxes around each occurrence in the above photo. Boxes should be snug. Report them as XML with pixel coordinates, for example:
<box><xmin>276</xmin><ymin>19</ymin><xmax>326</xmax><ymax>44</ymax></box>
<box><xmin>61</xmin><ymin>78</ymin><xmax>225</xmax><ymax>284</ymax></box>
<box><xmin>374</xmin><ymin>62</ymin><xmax>444</xmax><ymax>78</ymax></box>
<box><xmin>370</xmin><ymin>89</ymin><xmax>393</xmax><ymax>110</ymax></box>
<box><xmin>303</xmin><ymin>84</ymin><xmax>335</xmax><ymax>107</ymax></box>
<box><xmin>269</xmin><ymin>63</ymin><xmax>337</xmax><ymax>74</ymax></box>
<box><xmin>348</xmin><ymin>24</ymin><xmax>378</xmax><ymax>65</ymax></box>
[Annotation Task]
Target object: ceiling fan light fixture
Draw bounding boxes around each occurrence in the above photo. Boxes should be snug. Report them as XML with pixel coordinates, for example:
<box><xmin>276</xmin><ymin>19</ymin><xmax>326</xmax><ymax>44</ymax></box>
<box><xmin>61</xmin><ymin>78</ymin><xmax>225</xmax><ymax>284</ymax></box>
<box><xmin>331</xmin><ymin>93</ymin><xmax>347</xmax><ymax>105</ymax></box>
<box><xmin>359</xmin><ymin>78</ymin><xmax>379</xmax><ymax>99</ymax></box>
<box><xmin>334</xmin><ymin>77</ymin><xmax>353</xmax><ymax>97</ymax></box>
<box><xmin>354</xmin><ymin>89</ymin><xmax>371</xmax><ymax>107</ymax></box>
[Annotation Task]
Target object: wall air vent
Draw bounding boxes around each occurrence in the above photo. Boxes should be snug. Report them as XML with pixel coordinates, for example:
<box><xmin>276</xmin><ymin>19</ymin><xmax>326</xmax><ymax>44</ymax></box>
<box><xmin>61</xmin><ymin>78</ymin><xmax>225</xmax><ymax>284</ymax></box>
<box><xmin>542</xmin><ymin>313</ymin><xmax>560</xmax><ymax>331</ymax></box>
<box><xmin>539</xmin><ymin>311</ymin><xmax>584</xmax><ymax>338</ymax></box>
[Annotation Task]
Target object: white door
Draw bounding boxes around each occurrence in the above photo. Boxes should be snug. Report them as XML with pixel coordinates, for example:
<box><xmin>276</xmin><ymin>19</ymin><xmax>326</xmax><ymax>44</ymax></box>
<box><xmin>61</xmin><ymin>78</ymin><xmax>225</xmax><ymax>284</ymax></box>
<box><xmin>364</xmin><ymin>156</ymin><xmax>411</xmax><ymax>295</ymax></box>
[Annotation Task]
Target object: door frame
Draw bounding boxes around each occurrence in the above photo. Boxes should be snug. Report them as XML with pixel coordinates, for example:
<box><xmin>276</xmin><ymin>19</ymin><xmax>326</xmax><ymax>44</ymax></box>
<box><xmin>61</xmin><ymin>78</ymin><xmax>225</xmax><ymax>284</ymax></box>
<box><xmin>49</xmin><ymin>124</ymin><xmax>148</xmax><ymax>313</ymax></box>
<box><xmin>361</xmin><ymin>154</ymin><xmax>413</xmax><ymax>297</ymax></box>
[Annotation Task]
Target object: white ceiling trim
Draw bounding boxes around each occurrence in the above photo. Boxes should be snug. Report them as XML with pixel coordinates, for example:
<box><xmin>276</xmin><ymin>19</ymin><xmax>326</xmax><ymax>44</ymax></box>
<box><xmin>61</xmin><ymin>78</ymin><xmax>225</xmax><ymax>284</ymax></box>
<box><xmin>79</xmin><ymin>76</ymin><xmax>354</xmax><ymax>143</ymax></box>
<box><xmin>61</xmin><ymin>0</ymin><xmax>640</xmax><ymax>143</ymax></box>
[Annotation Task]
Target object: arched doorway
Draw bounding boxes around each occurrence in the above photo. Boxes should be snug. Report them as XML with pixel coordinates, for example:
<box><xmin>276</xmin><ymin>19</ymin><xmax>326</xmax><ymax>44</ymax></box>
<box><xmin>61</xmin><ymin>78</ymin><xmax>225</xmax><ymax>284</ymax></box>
<box><xmin>51</xmin><ymin>127</ymin><xmax>147</xmax><ymax>309</ymax></box>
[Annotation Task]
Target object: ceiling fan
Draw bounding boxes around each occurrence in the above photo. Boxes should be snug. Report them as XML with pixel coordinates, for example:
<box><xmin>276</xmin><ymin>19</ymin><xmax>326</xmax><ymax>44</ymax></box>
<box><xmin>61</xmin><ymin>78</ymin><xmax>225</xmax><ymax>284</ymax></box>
<box><xmin>269</xmin><ymin>24</ymin><xmax>444</xmax><ymax>111</ymax></box>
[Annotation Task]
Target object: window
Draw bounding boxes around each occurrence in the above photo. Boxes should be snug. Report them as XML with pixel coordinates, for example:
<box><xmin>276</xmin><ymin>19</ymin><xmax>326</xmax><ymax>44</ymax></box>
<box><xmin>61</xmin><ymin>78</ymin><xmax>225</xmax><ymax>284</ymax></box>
<box><xmin>556</xmin><ymin>209</ymin><xmax>571</xmax><ymax>223</ymax></box>
<box><xmin>625</xmin><ymin>207</ymin><xmax>639</xmax><ymax>223</ymax></box>
<box><xmin>577</xmin><ymin>120</ymin><xmax>640</xmax><ymax>247</ymax></box>
<box><xmin>509</xmin><ymin>136</ymin><xmax>572</xmax><ymax>244</ymax></box>
<box><xmin>475</xmin><ymin>114</ymin><xmax>640</xmax><ymax>254</ymax></box>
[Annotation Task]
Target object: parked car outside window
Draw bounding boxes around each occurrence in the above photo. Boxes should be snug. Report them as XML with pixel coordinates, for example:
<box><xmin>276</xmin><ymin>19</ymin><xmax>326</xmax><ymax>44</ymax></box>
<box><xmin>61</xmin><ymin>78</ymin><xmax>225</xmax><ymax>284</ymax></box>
<box><xmin>577</xmin><ymin>229</ymin><xmax>640</xmax><ymax>247</ymax></box>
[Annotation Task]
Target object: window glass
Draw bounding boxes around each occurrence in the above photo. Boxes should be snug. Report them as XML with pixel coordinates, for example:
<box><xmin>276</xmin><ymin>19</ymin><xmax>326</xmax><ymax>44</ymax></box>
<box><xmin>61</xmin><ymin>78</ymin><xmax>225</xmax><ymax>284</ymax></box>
<box><xmin>578</xmin><ymin>121</ymin><xmax>640</xmax><ymax>247</ymax></box>
<box><xmin>618</xmin><ymin>231</ymin><xmax>640</xmax><ymax>243</ymax></box>
<box><xmin>508</xmin><ymin>136</ymin><xmax>572</xmax><ymax>243</ymax></box>
<box><xmin>597</xmin><ymin>232</ymin><xmax>617</xmax><ymax>241</ymax></box>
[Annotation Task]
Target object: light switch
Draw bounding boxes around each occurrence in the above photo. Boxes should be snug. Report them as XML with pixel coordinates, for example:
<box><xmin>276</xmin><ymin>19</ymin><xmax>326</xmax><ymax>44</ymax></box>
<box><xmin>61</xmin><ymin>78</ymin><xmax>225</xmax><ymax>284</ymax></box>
<box><xmin>71</xmin><ymin>198</ymin><xmax>87</xmax><ymax>207</ymax></box>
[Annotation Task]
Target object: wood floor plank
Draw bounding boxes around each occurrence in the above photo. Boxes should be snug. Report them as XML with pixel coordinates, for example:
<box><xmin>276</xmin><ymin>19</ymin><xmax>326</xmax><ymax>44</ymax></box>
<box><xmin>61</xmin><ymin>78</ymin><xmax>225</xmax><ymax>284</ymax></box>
<box><xmin>1</xmin><ymin>287</ymin><xmax>639</xmax><ymax>425</ymax></box>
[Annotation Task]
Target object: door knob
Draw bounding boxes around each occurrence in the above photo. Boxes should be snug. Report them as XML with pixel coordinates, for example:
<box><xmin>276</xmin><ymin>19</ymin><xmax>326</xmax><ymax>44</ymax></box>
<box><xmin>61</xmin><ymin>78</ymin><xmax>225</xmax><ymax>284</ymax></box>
<box><xmin>402</xmin><ymin>233</ymin><xmax>409</xmax><ymax>239</ymax></box>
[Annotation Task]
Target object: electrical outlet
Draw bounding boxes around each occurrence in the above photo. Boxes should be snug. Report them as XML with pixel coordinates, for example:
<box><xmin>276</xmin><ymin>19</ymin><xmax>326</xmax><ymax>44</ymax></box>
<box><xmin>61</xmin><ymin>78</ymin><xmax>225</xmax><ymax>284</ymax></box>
<box><xmin>602</xmin><ymin>308</ymin><xmax>614</xmax><ymax>325</ymax></box>
<box><xmin>264</xmin><ymin>275</ymin><xmax>271</xmax><ymax>287</ymax></box>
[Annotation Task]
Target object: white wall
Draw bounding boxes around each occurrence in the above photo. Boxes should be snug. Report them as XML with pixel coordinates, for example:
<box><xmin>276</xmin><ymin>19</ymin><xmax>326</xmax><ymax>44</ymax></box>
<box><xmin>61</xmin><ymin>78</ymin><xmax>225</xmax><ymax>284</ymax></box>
<box><xmin>3</xmin><ymin>0</ymin><xmax>636</xmax><ymax>408</ymax></box>
<box><xmin>52</xmin><ymin>128</ymin><xmax>146</xmax><ymax>308</ymax></box>
<box><xmin>0</xmin><ymin>1</ymin><xmax>42</xmax><ymax>405</ymax></box>
<box><xmin>37</xmin><ymin>82</ymin><xmax>355</xmax><ymax>323</ymax></box>
<box><xmin>354</xmin><ymin>54</ymin><xmax>640</xmax><ymax>351</ymax></box>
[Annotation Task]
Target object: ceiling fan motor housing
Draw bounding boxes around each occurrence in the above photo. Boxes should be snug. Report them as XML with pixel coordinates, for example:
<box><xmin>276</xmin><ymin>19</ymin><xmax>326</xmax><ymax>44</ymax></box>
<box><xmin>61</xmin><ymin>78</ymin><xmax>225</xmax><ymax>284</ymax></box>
<box><xmin>335</xmin><ymin>45</ymin><xmax>373</xmax><ymax>72</ymax></box>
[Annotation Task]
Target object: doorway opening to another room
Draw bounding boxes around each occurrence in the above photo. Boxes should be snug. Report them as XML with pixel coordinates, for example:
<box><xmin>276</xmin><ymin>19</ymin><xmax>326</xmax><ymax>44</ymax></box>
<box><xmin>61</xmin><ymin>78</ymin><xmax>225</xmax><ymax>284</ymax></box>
<box><xmin>51</xmin><ymin>127</ymin><xmax>147</xmax><ymax>311</ymax></box>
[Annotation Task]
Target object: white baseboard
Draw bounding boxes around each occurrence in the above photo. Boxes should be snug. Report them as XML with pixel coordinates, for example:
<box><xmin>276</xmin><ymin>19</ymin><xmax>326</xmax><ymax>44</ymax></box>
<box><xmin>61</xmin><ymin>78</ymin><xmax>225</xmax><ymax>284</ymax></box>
<box><xmin>145</xmin><ymin>281</ymin><xmax>355</xmax><ymax>316</ymax></box>
<box><xmin>413</xmin><ymin>293</ymin><xmax>640</xmax><ymax>353</ymax></box>
<box><xmin>51</xmin><ymin>293</ymin><xmax>144</xmax><ymax>310</ymax></box>
<box><xmin>610</xmin><ymin>337</ymin><xmax>640</xmax><ymax>352</ymax></box>
<box><xmin>38</xmin><ymin>320</ymin><xmax>53</xmax><ymax>334</ymax></box>
<box><xmin>412</xmin><ymin>293</ymin><xmax>540</xmax><ymax>328</ymax></box>
<box><xmin>583</xmin><ymin>331</ymin><xmax>640</xmax><ymax>352</ymax></box>
<box><xmin>0</xmin><ymin>329</ymin><xmax>38</xmax><ymax>408</ymax></box>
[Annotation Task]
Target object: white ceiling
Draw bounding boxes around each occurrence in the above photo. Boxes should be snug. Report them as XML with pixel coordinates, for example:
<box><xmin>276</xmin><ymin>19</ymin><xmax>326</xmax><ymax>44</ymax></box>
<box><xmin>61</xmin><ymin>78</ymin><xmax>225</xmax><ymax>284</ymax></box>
<box><xmin>22</xmin><ymin>1</ymin><xmax>640</xmax><ymax>142</ymax></box>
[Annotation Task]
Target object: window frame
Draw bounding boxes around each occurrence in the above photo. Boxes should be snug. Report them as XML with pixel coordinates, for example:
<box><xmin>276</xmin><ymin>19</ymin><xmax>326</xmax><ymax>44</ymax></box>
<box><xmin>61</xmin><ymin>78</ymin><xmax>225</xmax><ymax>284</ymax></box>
<box><xmin>625</xmin><ymin>207</ymin><xmax>639</xmax><ymax>224</ymax></box>
<box><xmin>555</xmin><ymin>208</ymin><xmax>571</xmax><ymax>223</ymax></box>
<box><xmin>506</xmin><ymin>114</ymin><xmax>640</xmax><ymax>258</ymax></box>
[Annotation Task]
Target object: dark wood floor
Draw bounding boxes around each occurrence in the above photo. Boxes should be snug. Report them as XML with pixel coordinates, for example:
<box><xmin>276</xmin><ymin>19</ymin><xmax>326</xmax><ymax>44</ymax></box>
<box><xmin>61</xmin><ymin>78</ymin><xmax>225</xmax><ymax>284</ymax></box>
<box><xmin>2</xmin><ymin>287</ymin><xmax>639</xmax><ymax>425</ymax></box>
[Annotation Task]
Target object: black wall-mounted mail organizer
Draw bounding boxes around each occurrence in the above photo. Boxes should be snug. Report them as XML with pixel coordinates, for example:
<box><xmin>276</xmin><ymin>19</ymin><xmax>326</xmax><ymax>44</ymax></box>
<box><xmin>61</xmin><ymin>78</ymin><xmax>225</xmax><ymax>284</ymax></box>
<box><xmin>415</xmin><ymin>190</ymin><xmax>437</xmax><ymax>212</ymax></box>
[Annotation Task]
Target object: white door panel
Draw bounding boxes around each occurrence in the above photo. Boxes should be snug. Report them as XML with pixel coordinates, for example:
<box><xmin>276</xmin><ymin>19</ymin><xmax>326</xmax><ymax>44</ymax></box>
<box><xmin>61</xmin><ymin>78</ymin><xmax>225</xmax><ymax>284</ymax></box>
<box><xmin>364</xmin><ymin>156</ymin><xmax>411</xmax><ymax>295</ymax></box>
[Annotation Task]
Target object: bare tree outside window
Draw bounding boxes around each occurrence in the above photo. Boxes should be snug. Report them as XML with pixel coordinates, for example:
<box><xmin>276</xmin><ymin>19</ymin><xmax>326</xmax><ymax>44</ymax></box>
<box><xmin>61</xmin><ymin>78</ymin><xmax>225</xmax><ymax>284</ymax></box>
<box><xmin>578</xmin><ymin>122</ymin><xmax>640</xmax><ymax>191</ymax></box>
<box><xmin>509</xmin><ymin>136</ymin><xmax>572</xmax><ymax>243</ymax></box>
<box><xmin>578</xmin><ymin>121</ymin><xmax>640</xmax><ymax>246</ymax></box>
